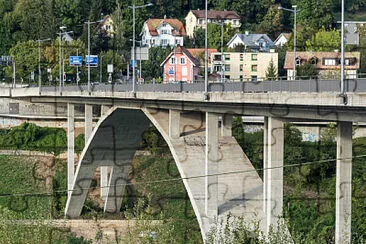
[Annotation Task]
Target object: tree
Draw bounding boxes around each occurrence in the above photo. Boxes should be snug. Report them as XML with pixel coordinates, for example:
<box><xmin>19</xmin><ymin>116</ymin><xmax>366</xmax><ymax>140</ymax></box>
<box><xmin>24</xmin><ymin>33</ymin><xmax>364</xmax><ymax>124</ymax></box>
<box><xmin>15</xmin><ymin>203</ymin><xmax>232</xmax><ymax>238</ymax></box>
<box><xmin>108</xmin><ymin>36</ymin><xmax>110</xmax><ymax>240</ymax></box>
<box><xmin>297</xmin><ymin>0</ymin><xmax>334</xmax><ymax>30</ymax></box>
<box><xmin>265</xmin><ymin>58</ymin><xmax>277</xmax><ymax>80</ymax></box>
<box><xmin>305</xmin><ymin>27</ymin><xmax>341</xmax><ymax>51</ymax></box>
<box><xmin>296</xmin><ymin>62</ymin><xmax>319</xmax><ymax>80</ymax></box>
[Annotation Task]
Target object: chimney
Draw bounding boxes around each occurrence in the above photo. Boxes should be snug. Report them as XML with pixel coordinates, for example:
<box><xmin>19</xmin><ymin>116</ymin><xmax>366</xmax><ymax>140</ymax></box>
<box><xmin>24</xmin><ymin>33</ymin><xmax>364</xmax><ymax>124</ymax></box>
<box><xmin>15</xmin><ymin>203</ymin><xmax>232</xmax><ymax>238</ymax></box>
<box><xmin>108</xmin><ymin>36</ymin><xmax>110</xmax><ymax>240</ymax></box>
<box><xmin>245</xmin><ymin>30</ymin><xmax>249</xmax><ymax>35</ymax></box>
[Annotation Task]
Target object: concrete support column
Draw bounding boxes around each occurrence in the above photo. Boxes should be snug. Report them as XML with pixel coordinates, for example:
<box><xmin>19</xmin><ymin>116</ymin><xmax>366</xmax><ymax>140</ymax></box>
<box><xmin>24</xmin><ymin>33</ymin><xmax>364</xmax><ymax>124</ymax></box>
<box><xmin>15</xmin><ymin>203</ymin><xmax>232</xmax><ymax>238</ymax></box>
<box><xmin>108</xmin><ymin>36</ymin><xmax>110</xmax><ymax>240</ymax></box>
<box><xmin>67</xmin><ymin>103</ymin><xmax>75</xmax><ymax>198</ymax></box>
<box><xmin>104</xmin><ymin>165</ymin><xmax>129</xmax><ymax>213</ymax></box>
<box><xmin>265</xmin><ymin>117</ymin><xmax>284</xmax><ymax>234</ymax></box>
<box><xmin>263</xmin><ymin>116</ymin><xmax>268</xmax><ymax>214</ymax></box>
<box><xmin>221</xmin><ymin>114</ymin><xmax>232</xmax><ymax>137</ymax></box>
<box><xmin>100</xmin><ymin>105</ymin><xmax>112</xmax><ymax>200</ymax></box>
<box><xmin>335</xmin><ymin>121</ymin><xmax>352</xmax><ymax>244</ymax></box>
<box><xmin>85</xmin><ymin>104</ymin><xmax>93</xmax><ymax>144</ymax></box>
<box><xmin>169</xmin><ymin>110</ymin><xmax>180</xmax><ymax>139</ymax></box>
<box><xmin>205</xmin><ymin>112</ymin><xmax>219</xmax><ymax>217</ymax></box>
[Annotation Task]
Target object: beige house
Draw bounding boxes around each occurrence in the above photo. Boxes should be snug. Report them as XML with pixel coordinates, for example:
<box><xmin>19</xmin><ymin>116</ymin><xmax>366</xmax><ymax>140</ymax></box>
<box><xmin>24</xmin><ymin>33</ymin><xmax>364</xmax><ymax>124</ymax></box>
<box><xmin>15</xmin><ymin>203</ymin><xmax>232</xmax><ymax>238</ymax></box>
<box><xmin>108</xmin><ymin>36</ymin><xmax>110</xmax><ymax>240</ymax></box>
<box><xmin>210</xmin><ymin>52</ymin><xmax>278</xmax><ymax>82</ymax></box>
<box><xmin>98</xmin><ymin>15</ymin><xmax>114</xmax><ymax>38</ymax></box>
<box><xmin>284</xmin><ymin>51</ymin><xmax>361</xmax><ymax>80</ymax></box>
<box><xmin>185</xmin><ymin>10</ymin><xmax>241</xmax><ymax>38</ymax></box>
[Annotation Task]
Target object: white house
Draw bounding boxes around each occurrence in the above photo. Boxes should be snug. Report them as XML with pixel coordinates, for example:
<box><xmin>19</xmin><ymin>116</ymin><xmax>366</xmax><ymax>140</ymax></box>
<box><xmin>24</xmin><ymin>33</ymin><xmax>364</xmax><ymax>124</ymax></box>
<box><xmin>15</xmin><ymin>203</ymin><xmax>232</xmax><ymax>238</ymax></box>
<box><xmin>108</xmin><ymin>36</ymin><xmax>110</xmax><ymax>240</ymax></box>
<box><xmin>274</xmin><ymin>33</ymin><xmax>291</xmax><ymax>47</ymax></box>
<box><xmin>227</xmin><ymin>32</ymin><xmax>276</xmax><ymax>52</ymax></box>
<box><xmin>141</xmin><ymin>18</ymin><xmax>186</xmax><ymax>48</ymax></box>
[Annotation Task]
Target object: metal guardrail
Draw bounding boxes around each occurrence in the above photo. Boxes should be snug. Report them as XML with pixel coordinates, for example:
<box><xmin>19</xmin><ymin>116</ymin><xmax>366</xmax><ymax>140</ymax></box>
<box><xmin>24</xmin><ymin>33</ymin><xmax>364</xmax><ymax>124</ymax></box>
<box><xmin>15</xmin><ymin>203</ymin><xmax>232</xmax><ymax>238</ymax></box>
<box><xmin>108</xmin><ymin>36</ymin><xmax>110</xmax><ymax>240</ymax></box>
<box><xmin>6</xmin><ymin>78</ymin><xmax>366</xmax><ymax>94</ymax></box>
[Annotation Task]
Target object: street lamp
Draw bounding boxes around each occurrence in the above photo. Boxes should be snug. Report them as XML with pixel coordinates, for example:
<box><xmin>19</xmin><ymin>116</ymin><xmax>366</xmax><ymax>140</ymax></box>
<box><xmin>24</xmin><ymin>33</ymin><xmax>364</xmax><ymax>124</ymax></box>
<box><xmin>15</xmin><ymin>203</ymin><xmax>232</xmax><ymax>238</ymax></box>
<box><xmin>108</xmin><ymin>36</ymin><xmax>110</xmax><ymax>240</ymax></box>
<box><xmin>85</xmin><ymin>19</ymin><xmax>103</xmax><ymax>94</ymax></box>
<box><xmin>128</xmin><ymin>2</ymin><xmax>153</xmax><ymax>96</ymax></box>
<box><xmin>278</xmin><ymin>5</ymin><xmax>300</xmax><ymax>80</ymax></box>
<box><xmin>35</xmin><ymin>38</ymin><xmax>51</xmax><ymax>89</ymax></box>
<box><xmin>58</xmin><ymin>26</ymin><xmax>72</xmax><ymax>94</ymax></box>
<box><xmin>212</xmin><ymin>21</ymin><xmax>225</xmax><ymax>82</ymax></box>
<box><xmin>204</xmin><ymin>0</ymin><xmax>208</xmax><ymax>97</ymax></box>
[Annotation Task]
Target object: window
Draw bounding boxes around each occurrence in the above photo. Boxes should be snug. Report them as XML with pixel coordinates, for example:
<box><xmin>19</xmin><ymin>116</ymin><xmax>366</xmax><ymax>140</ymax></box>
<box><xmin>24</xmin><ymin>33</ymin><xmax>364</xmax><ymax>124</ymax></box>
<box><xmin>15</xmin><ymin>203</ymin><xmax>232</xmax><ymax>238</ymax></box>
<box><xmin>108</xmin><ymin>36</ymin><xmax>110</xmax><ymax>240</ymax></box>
<box><xmin>240</xmin><ymin>64</ymin><xmax>243</xmax><ymax>71</ymax></box>
<box><xmin>251</xmin><ymin>75</ymin><xmax>258</xmax><ymax>82</ymax></box>
<box><xmin>214</xmin><ymin>55</ymin><xmax>222</xmax><ymax>61</ymax></box>
<box><xmin>161</xmin><ymin>30</ymin><xmax>168</xmax><ymax>34</ymax></box>
<box><xmin>214</xmin><ymin>65</ymin><xmax>221</xmax><ymax>72</ymax></box>
<box><xmin>162</xmin><ymin>39</ymin><xmax>168</xmax><ymax>45</ymax></box>
<box><xmin>345</xmin><ymin>58</ymin><xmax>356</xmax><ymax>66</ymax></box>
<box><xmin>323</xmin><ymin>58</ymin><xmax>337</xmax><ymax>66</ymax></box>
<box><xmin>296</xmin><ymin>58</ymin><xmax>301</xmax><ymax>65</ymax></box>
<box><xmin>310</xmin><ymin>57</ymin><xmax>317</xmax><ymax>65</ymax></box>
<box><xmin>251</xmin><ymin>54</ymin><xmax>257</xmax><ymax>61</ymax></box>
<box><xmin>240</xmin><ymin>75</ymin><xmax>243</xmax><ymax>82</ymax></box>
<box><xmin>199</xmin><ymin>19</ymin><xmax>204</xmax><ymax>24</ymax></box>
<box><xmin>225</xmin><ymin>54</ymin><xmax>230</xmax><ymax>61</ymax></box>
<box><xmin>225</xmin><ymin>65</ymin><xmax>230</xmax><ymax>71</ymax></box>
<box><xmin>180</xmin><ymin>57</ymin><xmax>186</xmax><ymax>64</ymax></box>
<box><xmin>240</xmin><ymin>54</ymin><xmax>244</xmax><ymax>61</ymax></box>
<box><xmin>170</xmin><ymin>57</ymin><xmax>176</xmax><ymax>64</ymax></box>
<box><xmin>162</xmin><ymin>23</ymin><xmax>166</xmax><ymax>27</ymax></box>
<box><xmin>251</xmin><ymin>65</ymin><xmax>257</xmax><ymax>72</ymax></box>
<box><xmin>175</xmin><ymin>39</ymin><xmax>180</xmax><ymax>45</ymax></box>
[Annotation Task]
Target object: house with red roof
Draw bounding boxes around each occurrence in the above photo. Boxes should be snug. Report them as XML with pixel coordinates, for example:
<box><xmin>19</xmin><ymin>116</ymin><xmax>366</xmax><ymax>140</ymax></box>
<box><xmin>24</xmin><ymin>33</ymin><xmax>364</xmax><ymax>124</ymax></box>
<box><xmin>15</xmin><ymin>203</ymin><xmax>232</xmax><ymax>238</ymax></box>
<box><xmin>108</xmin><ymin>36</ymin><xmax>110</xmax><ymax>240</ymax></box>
<box><xmin>185</xmin><ymin>10</ymin><xmax>241</xmax><ymax>38</ymax></box>
<box><xmin>160</xmin><ymin>45</ymin><xmax>200</xmax><ymax>83</ymax></box>
<box><xmin>284</xmin><ymin>51</ymin><xmax>361</xmax><ymax>80</ymax></box>
<box><xmin>141</xmin><ymin>17</ymin><xmax>186</xmax><ymax>48</ymax></box>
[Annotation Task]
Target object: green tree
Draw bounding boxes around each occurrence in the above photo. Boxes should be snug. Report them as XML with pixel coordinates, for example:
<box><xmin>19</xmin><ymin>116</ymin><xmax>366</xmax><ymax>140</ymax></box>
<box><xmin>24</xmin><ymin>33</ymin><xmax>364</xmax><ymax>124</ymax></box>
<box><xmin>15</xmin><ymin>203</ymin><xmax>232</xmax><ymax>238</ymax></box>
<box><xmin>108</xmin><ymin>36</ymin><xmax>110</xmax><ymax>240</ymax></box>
<box><xmin>296</xmin><ymin>62</ymin><xmax>319</xmax><ymax>79</ymax></box>
<box><xmin>305</xmin><ymin>27</ymin><xmax>341</xmax><ymax>51</ymax></box>
<box><xmin>265</xmin><ymin>58</ymin><xmax>277</xmax><ymax>80</ymax></box>
<box><xmin>296</xmin><ymin>0</ymin><xmax>334</xmax><ymax>30</ymax></box>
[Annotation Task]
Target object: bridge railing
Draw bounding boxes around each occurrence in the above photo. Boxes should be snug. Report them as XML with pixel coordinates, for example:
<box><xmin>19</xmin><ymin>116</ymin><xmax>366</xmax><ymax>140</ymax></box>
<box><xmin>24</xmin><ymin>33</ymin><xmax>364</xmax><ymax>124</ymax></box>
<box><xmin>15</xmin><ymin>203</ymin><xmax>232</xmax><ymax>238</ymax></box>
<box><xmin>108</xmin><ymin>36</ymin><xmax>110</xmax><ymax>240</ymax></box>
<box><xmin>6</xmin><ymin>78</ymin><xmax>366</xmax><ymax>94</ymax></box>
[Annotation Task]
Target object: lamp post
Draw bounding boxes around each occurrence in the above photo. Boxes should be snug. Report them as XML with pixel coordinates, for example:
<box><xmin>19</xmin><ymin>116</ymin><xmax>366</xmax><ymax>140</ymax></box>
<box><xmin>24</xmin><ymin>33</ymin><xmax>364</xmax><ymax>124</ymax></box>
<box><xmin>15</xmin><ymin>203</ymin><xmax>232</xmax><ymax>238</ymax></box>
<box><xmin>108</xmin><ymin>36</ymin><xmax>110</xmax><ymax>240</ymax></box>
<box><xmin>204</xmin><ymin>0</ymin><xmax>208</xmax><ymax>96</ymax></box>
<box><xmin>340</xmin><ymin>0</ymin><xmax>346</xmax><ymax>104</ymax></box>
<box><xmin>36</xmin><ymin>38</ymin><xmax>51</xmax><ymax>89</ymax></box>
<box><xmin>128</xmin><ymin>2</ymin><xmax>153</xmax><ymax>95</ymax></box>
<box><xmin>58</xmin><ymin>26</ymin><xmax>72</xmax><ymax>94</ymax></box>
<box><xmin>278</xmin><ymin>5</ymin><xmax>300</xmax><ymax>80</ymax></box>
<box><xmin>85</xmin><ymin>19</ymin><xmax>103</xmax><ymax>93</ymax></box>
<box><xmin>212</xmin><ymin>21</ymin><xmax>224</xmax><ymax>82</ymax></box>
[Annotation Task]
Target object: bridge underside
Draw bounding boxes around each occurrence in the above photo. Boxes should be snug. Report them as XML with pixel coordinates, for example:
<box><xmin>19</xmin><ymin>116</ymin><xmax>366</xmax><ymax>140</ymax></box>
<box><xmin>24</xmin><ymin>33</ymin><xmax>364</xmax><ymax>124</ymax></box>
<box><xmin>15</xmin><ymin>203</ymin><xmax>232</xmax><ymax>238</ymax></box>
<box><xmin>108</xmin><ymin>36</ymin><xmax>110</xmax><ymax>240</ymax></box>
<box><xmin>65</xmin><ymin>107</ymin><xmax>266</xmax><ymax>239</ymax></box>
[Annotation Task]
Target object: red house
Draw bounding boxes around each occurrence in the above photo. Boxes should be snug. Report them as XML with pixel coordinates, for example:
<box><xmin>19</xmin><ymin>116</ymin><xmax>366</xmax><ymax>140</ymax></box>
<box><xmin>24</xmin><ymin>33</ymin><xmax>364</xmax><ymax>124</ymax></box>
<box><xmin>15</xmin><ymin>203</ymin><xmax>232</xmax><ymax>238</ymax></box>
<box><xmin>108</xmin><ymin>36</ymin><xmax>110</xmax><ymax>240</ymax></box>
<box><xmin>160</xmin><ymin>45</ymin><xmax>200</xmax><ymax>83</ymax></box>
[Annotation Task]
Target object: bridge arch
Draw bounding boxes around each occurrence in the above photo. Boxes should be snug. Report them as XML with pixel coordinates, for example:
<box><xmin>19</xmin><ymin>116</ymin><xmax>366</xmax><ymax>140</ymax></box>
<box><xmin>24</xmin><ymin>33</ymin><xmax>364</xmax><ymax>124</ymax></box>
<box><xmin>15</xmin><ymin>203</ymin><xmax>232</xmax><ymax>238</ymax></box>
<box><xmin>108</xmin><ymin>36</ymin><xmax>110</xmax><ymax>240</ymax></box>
<box><xmin>65</xmin><ymin>106</ymin><xmax>265</xmax><ymax>239</ymax></box>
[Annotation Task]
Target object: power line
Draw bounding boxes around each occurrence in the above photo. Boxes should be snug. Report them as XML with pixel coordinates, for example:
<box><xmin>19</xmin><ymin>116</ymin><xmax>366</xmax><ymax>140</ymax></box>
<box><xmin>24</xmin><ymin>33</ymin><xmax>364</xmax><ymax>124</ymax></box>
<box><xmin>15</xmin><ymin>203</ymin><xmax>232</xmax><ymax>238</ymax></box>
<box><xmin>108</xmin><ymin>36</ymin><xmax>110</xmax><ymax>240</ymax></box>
<box><xmin>0</xmin><ymin>154</ymin><xmax>365</xmax><ymax>198</ymax></box>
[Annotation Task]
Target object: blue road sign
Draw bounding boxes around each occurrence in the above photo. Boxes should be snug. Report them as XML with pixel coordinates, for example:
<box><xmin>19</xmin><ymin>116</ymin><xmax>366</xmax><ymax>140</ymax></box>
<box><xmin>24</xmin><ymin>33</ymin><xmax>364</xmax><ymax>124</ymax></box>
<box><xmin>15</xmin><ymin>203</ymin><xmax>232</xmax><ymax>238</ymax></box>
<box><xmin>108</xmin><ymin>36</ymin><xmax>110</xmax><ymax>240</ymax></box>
<box><xmin>69</xmin><ymin>56</ymin><xmax>83</xmax><ymax>66</ymax></box>
<box><xmin>86</xmin><ymin>55</ymin><xmax>98</xmax><ymax>67</ymax></box>
<box><xmin>130</xmin><ymin>60</ymin><xmax>138</xmax><ymax>67</ymax></box>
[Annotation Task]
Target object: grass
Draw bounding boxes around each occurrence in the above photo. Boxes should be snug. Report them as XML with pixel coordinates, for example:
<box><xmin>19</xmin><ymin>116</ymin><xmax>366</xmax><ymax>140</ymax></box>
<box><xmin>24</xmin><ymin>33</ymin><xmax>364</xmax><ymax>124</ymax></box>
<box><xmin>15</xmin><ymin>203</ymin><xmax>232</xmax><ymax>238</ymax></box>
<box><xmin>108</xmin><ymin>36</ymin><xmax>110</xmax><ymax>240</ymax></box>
<box><xmin>0</xmin><ymin>155</ymin><xmax>52</xmax><ymax>219</ymax></box>
<box><xmin>123</xmin><ymin>154</ymin><xmax>202</xmax><ymax>243</ymax></box>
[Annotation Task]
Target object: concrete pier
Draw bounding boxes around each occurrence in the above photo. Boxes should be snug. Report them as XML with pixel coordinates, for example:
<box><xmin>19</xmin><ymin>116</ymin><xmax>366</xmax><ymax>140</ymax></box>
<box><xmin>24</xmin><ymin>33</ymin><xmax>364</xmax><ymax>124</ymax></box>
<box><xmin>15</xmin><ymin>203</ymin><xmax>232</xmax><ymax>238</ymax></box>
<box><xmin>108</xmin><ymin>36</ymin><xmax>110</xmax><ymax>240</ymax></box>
<box><xmin>84</xmin><ymin>104</ymin><xmax>93</xmax><ymax>144</ymax></box>
<box><xmin>335</xmin><ymin>121</ymin><xmax>352</xmax><ymax>244</ymax></box>
<box><xmin>265</xmin><ymin>117</ymin><xmax>284</xmax><ymax>234</ymax></box>
<box><xmin>169</xmin><ymin>110</ymin><xmax>180</xmax><ymax>139</ymax></box>
<box><xmin>221</xmin><ymin>114</ymin><xmax>232</xmax><ymax>137</ymax></box>
<box><xmin>205</xmin><ymin>112</ymin><xmax>219</xmax><ymax>218</ymax></box>
<box><xmin>67</xmin><ymin>103</ymin><xmax>75</xmax><ymax>197</ymax></box>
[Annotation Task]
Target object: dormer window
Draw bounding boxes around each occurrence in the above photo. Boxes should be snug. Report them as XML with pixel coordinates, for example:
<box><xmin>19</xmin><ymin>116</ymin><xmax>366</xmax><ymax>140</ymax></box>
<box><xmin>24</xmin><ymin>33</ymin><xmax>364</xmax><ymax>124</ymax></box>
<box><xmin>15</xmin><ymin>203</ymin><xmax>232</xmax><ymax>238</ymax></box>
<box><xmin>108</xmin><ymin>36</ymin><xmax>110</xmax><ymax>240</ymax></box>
<box><xmin>296</xmin><ymin>57</ymin><xmax>301</xmax><ymax>65</ymax></box>
<box><xmin>310</xmin><ymin>57</ymin><xmax>317</xmax><ymax>65</ymax></box>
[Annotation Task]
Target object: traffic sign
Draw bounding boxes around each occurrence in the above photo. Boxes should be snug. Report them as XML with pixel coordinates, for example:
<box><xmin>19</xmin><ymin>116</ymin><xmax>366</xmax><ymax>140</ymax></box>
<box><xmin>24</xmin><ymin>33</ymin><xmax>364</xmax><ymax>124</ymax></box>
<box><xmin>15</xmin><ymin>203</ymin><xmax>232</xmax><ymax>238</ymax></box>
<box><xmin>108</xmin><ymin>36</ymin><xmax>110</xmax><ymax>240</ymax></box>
<box><xmin>69</xmin><ymin>56</ymin><xmax>83</xmax><ymax>66</ymax></box>
<box><xmin>86</xmin><ymin>55</ymin><xmax>98</xmax><ymax>67</ymax></box>
<box><xmin>130</xmin><ymin>60</ymin><xmax>138</xmax><ymax>67</ymax></box>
